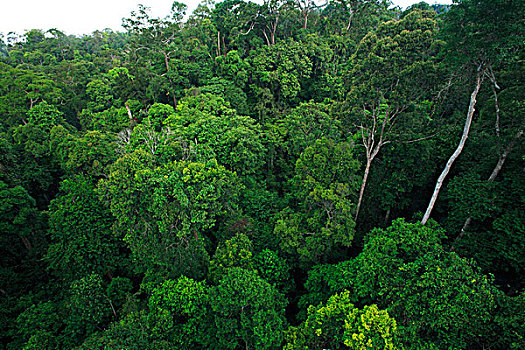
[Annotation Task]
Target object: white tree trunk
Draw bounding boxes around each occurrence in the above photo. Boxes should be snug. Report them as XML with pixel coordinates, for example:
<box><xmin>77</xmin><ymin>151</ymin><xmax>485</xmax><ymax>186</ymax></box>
<box><xmin>355</xmin><ymin>158</ymin><xmax>372</xmax><ymax>222</ymax></box>
<box><xmin>421</xmin><ymin>69</ymin><xmax>483</xmax><ymax>225</ymax></box>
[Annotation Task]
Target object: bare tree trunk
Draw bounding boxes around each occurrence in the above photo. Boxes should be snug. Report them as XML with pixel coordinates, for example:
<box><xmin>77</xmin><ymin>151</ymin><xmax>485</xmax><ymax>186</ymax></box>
<box><xmin>104</xmin><ymin>295</ymin><xmax>117</xmax><ymax>317</ymax></box>
<box><xmin>455</xmin><ymin>127</ymin><xmax>523</xmax><ymax>240</ymax></box>
<box><xmin>163</xmin><ymin>52</ymin><xmax>170</xmax><ymax>74</ymax></box>
<box><xmin>384</xmin><ymin>208</ymin><xmax>391</xmax><ymax>226</ymax></box>
<box><xmin>262</xmin><ymin>30</ymin><xmax>271</xmax><ymax>46</ymax></box>
<box><xmin>421</xmin><ymin>69</ymin><xmax>484</xmax><ymax>225</ymax></box>
<box><xmin>271</xmin><ymin>17</ymin><xmax>278</xmax><ymax>45</ymax></box>
<box><xmin>303</xmin><ymin>12</ymin><xmax>308</xmax><ymax>29</ymax></box>
<box><xmin>20</xmin><ymin>236</ymin><xmax>32</xmax><ymax>252</ymax></box>
<box><xmin>125</xmin><ymin>102</ymin><xmax>133</xmax><ymax>121</ymax></box>
<box><xmin>354</xmin><ymin>105</ymin><xmax>391</xmax><ymax>223</ymax></box>
<box><xmin>355</xmin><ymin>158</ymin><xmax>372</xmax><ymax>222</ymax></box>
<box><xmin>346</xmin><ymin>10</ymin><xmax>354</xmax><ymax>33</ymax></box>
<box><xmin>300</xmin><ymin>0</ymin><xmax>310</xmax><ymax>29</ymax></box>
<box><xmin>488</xmin><ymin>129</ymin><xmax>523</xmax><ymax>182</ymax></box>
<box><xmin>216</xmin><ymin>31</ymin><xmax>221</xmax><ymax>57</ymax></box>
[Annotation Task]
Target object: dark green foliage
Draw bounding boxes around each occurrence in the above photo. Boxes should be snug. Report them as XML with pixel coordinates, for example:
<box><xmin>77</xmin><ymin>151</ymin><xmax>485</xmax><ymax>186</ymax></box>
<box><xmin>50</xmin><ymin>127</ymin><xmax>118</xmax><ymax>177</ymax></box>
<box><xmin>254</xmin><ymin>249</ymin><xmax>292</xmax><ymax>294</ymax></box>
<box><xmin>0</xmin><ymin>181</ymin><xmax>47</xmax><ymax>348</ymax></box>
<box><xmin>166</xmin><ymin>92</ymin><xmax>267</xmax><ymax>176</ymax></box>
<box><xmin>148</xmin><ymin>276</ymin><xmax>211</xmax><ymax>348</ymax></box>
<box><xmin>78</xmin><ymin>311</ymin><xmax>153</xmax><ymax>350</ymax></box>
<box><xmin>299</xmin><ymin>259</ymin><xmax>359</xmax><ymax>318</ymax></box>
<box><xmin>16</xmin><ymin>300</ymin><xmax>63</xmax><ymax>349</ymax></box>
<box><xmin>99</xmin><ymin>151</ymin><xmax>242</xmax><ymax>285</ymax></box>
<box><xmin>275</xmin><ymin>137</ymin><xmax>360</xmax><ymax>268</ymax></box>
<box><xmin>45</xmin><ymin>175</ymin><xmax>124</xmax><ymax>282</ymax></box>
<box><xmin>209</xmin><ymin>233</ymin><xmax>255</xmax><ymax>283</ymax></box>
<box><xmin>2</xmin><ymin>1</ymin><xmax>523</xmax><ymax>349</ymax></box>
<box><xmin>210</xmin><ymin>267</ymin><xmax>287</xmax><ymax>349</ymax></box>
<box><xmin>441</xmin><ymin>0</ymin><xmax>525</xmax><ymax>69</ymax></box>
<box><xmin>66</xmin><ymin>273</ymin><xmax>112</xmax><ymax>337</ymax></box>
<box><xmin>300</xmin><ymin>219</ymin><xmax>512</xmax><ymax>349</ymax></box>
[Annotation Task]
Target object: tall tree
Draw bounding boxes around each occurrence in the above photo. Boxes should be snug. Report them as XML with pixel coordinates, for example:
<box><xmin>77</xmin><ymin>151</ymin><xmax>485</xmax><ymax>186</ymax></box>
<box><xmin>421</xmin><ymin>0</ymin><xmax>525</xmax><ymax>224</ymax></box>
<box><xmin>123</xmin><ymin>2</ymin><xmax>187</xmax><ymax>108</ymax></box>
<box><xmin>98</xmin><ymin>151</ymin><xmax>242</xmax><ymax>285</ymax></box>
<box><xmin>344</xmin><ymin>9</ymin><xmax>444</xmax><ymax>222</ymax></box>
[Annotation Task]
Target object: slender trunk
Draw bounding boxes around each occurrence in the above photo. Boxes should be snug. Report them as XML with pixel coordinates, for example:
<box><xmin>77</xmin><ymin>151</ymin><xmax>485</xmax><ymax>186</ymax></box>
<box><xmin>354</xmin><ymin>106</ymin><xmax>389</xmax><ymax>223</ymax></box>
<box><xmin>455</xmin><ymin>128</ymin><xmax>523</xmax><ymax>240</ymax></box>
<box><xmin>216</xmin><ymin>31</ymin><xmax>221</xmax><ymax>57</ymax></box>
<box><xmin>488</xmin><ymin>129</ymin><xmax>522</xmax><ymax>182</ymax></box>
<box><xmin>163</xmin><ymin>52</ymin><xmax>170</xmax><ymax>74</ymax></box>
<box><xmin>162</xmin><ymin>51</ymin><xmax>177</xmax><ymax>109</ymax></box>
<box><xmin>301</xmin><ymin>0</ymin><xmax>309</xmax><ymax>29</ymax></box>
<box><xmin>20</xmin><ymin>236</ymin><xmax>32</xmax><ymax>252</ymax></box>
<box><xmin>271</xmin><ymin>17</ymin><xmax>278</xmax><ymax>45</ymax></box>
<box><xmin>105</xmin><ymin>295</ymin><xmax>117</xmax><ymax>317</ymax></box>
<box><xmin>421</xmin><ymin>69</ymin><xmax>483</xmax><ymax>225</ymax></box>
<box><xmin>345</xmin><ymin>10</ymin><xmax>354</xmax><ymax>33</ymax></box>
<box><xmin>355</xmin><ymin>158</ymin><xmax>372</xmax><ymax>222</ymax></box>
<box><xmin>303</xmin><ymin>13</ymin><xmax>308</xmax><ymax>29</ymax></box>
<box><xmin>125</xmin><ymin>102</ymin><xmax>133</xmax><ymax>121</ymax></box>
<box><xmin>384</xmin><ymin>208</ymin><xmax>391</xmax><ymax>226</ymax></box>
<box><xmin>262</xmin><ymin>30</ymin><xmax>271</xmax><ymax>46</ymax></box>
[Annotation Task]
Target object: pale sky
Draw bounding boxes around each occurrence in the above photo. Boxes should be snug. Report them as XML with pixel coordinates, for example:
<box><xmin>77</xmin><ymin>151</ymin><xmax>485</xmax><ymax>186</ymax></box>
<box><xmin>0</xmin><ymin>0</ymin><xmax>453</xmax><ymax>37</ymax></box>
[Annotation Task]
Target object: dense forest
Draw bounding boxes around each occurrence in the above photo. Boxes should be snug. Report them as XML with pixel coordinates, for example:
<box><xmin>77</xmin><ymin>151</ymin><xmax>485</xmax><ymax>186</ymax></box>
<box><xmin>0</xmin><ymin>0</ymin><xmax>524</xmax><ymax>348</ymax></box>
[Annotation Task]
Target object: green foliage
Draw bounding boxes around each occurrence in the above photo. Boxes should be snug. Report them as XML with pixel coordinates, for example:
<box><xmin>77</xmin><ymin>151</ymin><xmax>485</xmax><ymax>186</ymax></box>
<box><xmin>441</xmin><ymin>0</ymin><xmax>525</xmax><ymax>68</ymax></box>
<box><xmin>149</xmin><ymin>276</ymin><xmax>211</xmax><ymax>348</ymax></box>
<box><xmin>361</xmin><ymin>139</ymin><xmax>438</xmax><ymax>227</ymax></box>
<box><xmin>216</xmin><ymin>50</ymin><xmax>250</xmax><ymax>89</ymax></box>
<box><xmin>300</xmin><ymin>260</ymin><xmax>359</xmax><ymax>318</ymax></box>
<box><xmin>26</xmin><ymin>101</ymin><xmax>65</xmax><ymax>129</ymax></box>
<box><xmin>106</xmin><ymin>277</ymin><xmax>133</xmax><ymax>315</ymax></box>
<box><xmin>489</xmin><ymin>292</ymin><xmax>525</xmax><ymax>349</ymax></box>
<box><xmin>348</xmin><ymin>9</ymin><xmax>443</xmax><ymax>111</ymax></box>
<box><xmin>51</xmin><ymin>126</ymin><xmax>118</xmax><ymax>177</ymax></box>
<box><xmin>453</xmin><ymin>208</ymin><xmax>525</xmax><ymax>289</ymax></box>
<box><xmin>275</xmin><ymin>100</ymin><xmax>343</xmax><ymax>161</ymax></box>
<box><xmin>66</xmin><ymin>273</ymin><xmax>112</xmax><ymax>342</ymax></box>
<box><xmin>99</xmin><ymin>152</ymin><xmax>241</xmax><ymax>282</ymax></box>
<box><xmin>128</xmin><ymin>117</ymin><xmax>182</xmax><ymax>162</ymax></box>
<box><xmin>209</xmin><ymin>233</ymin><xmax>255</xmax><ymax>283</ymax></box>
<box><xmin>147</xmin><ymin>102</ymin><xmax>176</xmax><ymax>130</ymax></box>
<box><xmin>2</xmin><ymin>2</ymin><xmax>523</xmax><ymax>349</ymax></box>
<box><xmin>0</xmin><ymin>63</ymin><xmax>63</xmax><ymax>129</ymax></box>
<box><xmin>166</xmin><ymin>92</ymin><xmax>266</xmax><ymax>176</ymax></box>
<box><xmin>0</xmin><ymin>181</ymin><xmax>40</xmax><ymax>242</ymax></box>
<box><xmin>11</xmin><ymin>120</ymin><xmax>62</xmax><ymax>206</ymax></box>
<box><xmin>79</xmin><ymin>67</ymin><xmax>139</xmax><ymax>132</ymax></box>
<box><xmin>254</xmin><ymin>249</ymin><xmax>292</xmax><ymax>294</ymax></box>
<box><xmin>77</xmin><ymin>311</ymin><xmax>153</xmax><ymax>350</ymax></box>
<box><xmin>79</xmin><ymin>105</ymin><xmax>132</xmax><ymax>133</ymax></box>
<box><xmin>200</xmin><ymin>77</ymin><xmax>250</xmax><ymax>115</ymax></box>
<box><xmin>16</xmin><ymin>301</ymin><xmax>63</xmax><ymax>350</ymax></box>
<box><xmin>249</xmin><ymin>39</ymin><xmax>314</xmax><ymax>120</ymax></box>
<box><xmin>275</xmin><ymin>137</ymin><xmax>360</xmax><ymax>268</ymax></box>
<box><xmin>285</xmin><ymin>290</ymin><xmax>400</xmax><ymax>350</ymax></box>
<box><xmin>354</xmin><ymin>219</ymin><xmax>498</xmax><ymax>349</ymax></box>
<box><xmin>45</xmin><ymin>175</ymin><xmax>123</xmax><ymax>282</ymax></box>
<box><xmin>0</xmin><ymin>180</ymin><xmax>47</xmax><ymax>349</ymax></box>
<box><xmin>210</xmin><ymin>267</ymin><xmax>287</xmax><ymax>349</ymax></box>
